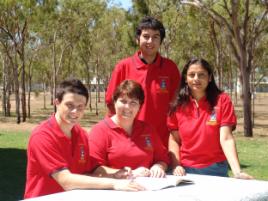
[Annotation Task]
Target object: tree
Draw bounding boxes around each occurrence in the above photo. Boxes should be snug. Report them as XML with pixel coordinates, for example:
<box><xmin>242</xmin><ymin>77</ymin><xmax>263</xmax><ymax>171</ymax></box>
<box><xmin>179</xmin><ymin>0</ymin><xmax>268</xmax><ymax>137</ymax></box>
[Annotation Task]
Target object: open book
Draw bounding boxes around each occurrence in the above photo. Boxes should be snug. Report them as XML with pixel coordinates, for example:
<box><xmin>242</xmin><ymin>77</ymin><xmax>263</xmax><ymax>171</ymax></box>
<box><xmin>134</xmin><ymin>175</ymin><xmax>193</xmax><ymax>191</ymax></box>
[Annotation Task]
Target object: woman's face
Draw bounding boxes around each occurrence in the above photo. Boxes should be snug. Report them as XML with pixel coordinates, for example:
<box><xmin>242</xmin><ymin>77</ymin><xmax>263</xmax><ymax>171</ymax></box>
<box><xmin>186</xmin><ymin>63</ymin><xmax>211</xmax><ymax>99</ymax></box>
<box><xmin>114</xmin><ymin>94</ymin><xmax>140</xmax><ymax>121</ymax></box>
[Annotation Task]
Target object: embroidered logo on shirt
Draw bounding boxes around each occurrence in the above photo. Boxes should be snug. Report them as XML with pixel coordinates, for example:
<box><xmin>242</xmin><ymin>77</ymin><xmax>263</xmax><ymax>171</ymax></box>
<box><xmin>144</xmin><ymin>136</ymin><xmax>153</xmax><ymax>150</ymax></box>
<box><xmin>78</xmin><ymin>144</ymin><xmax>86</xmax><ymax>164</ymax></box>
<box><xmin>206</xmin><ymin>109</ymin><xmax>218</xmax><ymax>125</ymax></box>
<box><xmin>158</xmin><ymin>76</ymin><xmax>168</xmax><ymax>93</ymax></box>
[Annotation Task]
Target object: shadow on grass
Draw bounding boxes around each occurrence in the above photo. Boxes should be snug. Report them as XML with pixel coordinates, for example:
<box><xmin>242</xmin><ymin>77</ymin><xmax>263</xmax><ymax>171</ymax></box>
<box><xmin>240</xmin><ymin>164</ymin><xmax>251</xmax><ymax>169</ymax></box>
<box><xmin>0</xmin><ymin>148</ymin><xmax>27</xmax><ymax>201</ymax></box>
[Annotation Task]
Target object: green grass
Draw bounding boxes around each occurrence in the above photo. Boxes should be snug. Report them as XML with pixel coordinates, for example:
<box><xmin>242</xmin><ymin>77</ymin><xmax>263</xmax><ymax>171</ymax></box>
<box><xmin>0</xmin><ymin>130</ymin><xmax>268</xmax><ymax>201</ymax></box>
<box><xmin>0</xmin><ymin>130</ymin><xmax>30</xmax><ymax>201</ymax></box>
<box><xmin>234</xmin><ymin>136</ymin><xmax>268</xmax><ymax>180</ymax></box>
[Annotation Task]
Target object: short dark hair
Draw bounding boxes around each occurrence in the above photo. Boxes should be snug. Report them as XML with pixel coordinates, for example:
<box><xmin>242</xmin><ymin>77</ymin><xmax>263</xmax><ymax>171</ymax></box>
<box><xmin>112</xmin><ymin>80</ymin><xmax>144</xmax><ymax>105</ymax></box>
<box><xmin>135</xmin><ymin>16</ymin><xmax>165</xmax><ymax>43</ymax></box>
<box><xmin>170</xmin><ymin>58</ymin><xmax>222</xmax><ymax>114</ymax></box>
<box><xmin>56</xmin><ymin>79</ymin><xmax>89</xmax><ymax>104</ymax></box>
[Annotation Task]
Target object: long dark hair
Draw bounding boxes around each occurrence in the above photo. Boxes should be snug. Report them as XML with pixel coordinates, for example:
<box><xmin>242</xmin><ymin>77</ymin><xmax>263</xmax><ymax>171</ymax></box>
<box><xmin>170</xmin><ymin>58</ymin><xmax>222</xmax><ymax>114</ymax></box>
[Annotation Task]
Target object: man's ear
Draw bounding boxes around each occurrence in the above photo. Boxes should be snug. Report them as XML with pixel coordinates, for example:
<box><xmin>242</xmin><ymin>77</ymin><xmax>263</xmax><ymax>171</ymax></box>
<box><xmin>136</xmin><ymin>38</ymin><xmax>139</xmax><ymax>45</ymax></box>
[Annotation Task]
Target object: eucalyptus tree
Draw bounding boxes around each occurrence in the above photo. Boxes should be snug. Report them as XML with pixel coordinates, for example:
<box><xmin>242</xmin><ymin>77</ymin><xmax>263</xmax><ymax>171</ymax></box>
<box><xmin>34</xmin><ymin>0</ymin><xmax>83</xmax><ymax>111</ymax></box>
<box><xmin>0</xmin><ymin>0</ymin><xmax>34</xmax><ymax>123</ymax></box>
<box><xmin>178</xmin><ymin>0</ymin><xmax>268</xmax><ymax>137</ymax></box>
<box><xmin>98</xmin><ymin>6</ymin><xmax>135</xmax><ymax>84</ymax></box>
<box><xmin>88</xmin><ymin>5</ymin><xmax>131</xmax><ymax>115</ymax></box>
<box><xmin>72</xmin><ymin>0</ymin><xmax>108</xmax><ymax>111</ymax></box>
<box><xmin>0</xmin><ymin>50</ymin><xmax>12</xmax><ymax>116</ymax></box>
<box><xmin>135</xmin><ymin>1</ymin><xmax>218</xmax><ymax>70</ymax></box>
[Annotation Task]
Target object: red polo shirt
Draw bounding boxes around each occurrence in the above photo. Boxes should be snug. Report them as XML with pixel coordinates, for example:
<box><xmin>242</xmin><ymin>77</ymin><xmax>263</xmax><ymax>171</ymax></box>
<box><xmin>88</xmin><ymin>117</ymin><xmax>170</xmax><ymax>169</ymax></box>
<box><xmin>105</xmin><ymin>51</ymin><xmax>180</xmax><ymax>147</ymax></box>
<box><xmin>24</xmin><ymin>115</ymin><xmax>93</xmax><ymax>198</ymax></box>
<box><xmin>167</xmin><ymin>93</ymin><xmax>237</xmax><ymax>168</ymax></box>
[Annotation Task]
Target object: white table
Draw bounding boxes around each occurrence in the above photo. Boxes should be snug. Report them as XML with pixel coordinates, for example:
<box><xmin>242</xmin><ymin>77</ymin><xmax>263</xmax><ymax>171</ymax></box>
<box><xmin>24</xmin><ymin>174</ymin><xmax>268</xmax><ymax>201</ymax></box>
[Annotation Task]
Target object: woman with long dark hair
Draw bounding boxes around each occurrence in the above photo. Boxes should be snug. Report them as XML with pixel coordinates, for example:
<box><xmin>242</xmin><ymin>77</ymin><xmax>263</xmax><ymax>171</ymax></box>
<box><xmin>168</xmin><ymin>58</ymin><xmax>253</xmax><ymax>179</ymax></box>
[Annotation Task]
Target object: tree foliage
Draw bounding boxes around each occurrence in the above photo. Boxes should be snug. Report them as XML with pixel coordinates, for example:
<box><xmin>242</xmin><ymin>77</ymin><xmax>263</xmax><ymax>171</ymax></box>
<box><xmin>0</xmin><ymin>0</ymin><xmax>267</xmax><ymax>138</ymax></box>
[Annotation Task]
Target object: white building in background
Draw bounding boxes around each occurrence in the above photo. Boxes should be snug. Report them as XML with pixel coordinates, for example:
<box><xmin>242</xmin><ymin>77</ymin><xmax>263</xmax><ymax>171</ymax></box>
<box><xmin>89</xmin><ymin>77</ymin><xmax>105</xmax><ymax>92</ymax></box>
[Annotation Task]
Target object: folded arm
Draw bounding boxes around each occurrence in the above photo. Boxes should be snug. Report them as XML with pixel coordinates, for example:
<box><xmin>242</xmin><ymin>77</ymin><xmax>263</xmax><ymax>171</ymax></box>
<box><xmin>52</xmin><ymin>169</ymin><xmax>145</xmax><ymax>191</ymax></box>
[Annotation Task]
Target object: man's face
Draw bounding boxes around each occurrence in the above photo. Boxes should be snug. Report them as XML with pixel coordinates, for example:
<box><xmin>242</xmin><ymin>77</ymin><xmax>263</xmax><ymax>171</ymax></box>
<box><xmin>136</xmin><ymin>29</ymin><xmax>161</xmax><ymax>58</ymax></box>
<box><xmin>55</xmin><ymin>92</ymin><xmax>87</xmax><ymax>126</ymax></box>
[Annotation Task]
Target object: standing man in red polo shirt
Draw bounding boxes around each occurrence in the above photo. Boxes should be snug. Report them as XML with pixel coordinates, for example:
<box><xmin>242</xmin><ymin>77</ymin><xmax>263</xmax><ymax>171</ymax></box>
<box><xmin>24</xmin><ymin>79</ymin><xmax>144</xmax><ymax>199</ymax></box>
<box><xmin>106</xmin><ymin>16</ymin><xmax>181</xmax><ymax>148</ymax></box>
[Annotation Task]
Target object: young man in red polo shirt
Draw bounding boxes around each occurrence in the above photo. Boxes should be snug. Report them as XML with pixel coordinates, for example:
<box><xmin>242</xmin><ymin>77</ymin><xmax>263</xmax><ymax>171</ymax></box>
<box><xmin>24</xmin><ymin>79</ymin><xmax>144</xmax><ymax>199</ymax></box>
<box><xmin>105</xmin><ymin>16</ymin><xmax>181</xmax><ymax>148</ymax></box>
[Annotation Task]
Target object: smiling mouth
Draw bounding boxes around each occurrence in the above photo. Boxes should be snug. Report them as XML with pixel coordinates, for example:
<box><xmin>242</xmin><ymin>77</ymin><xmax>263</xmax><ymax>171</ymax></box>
<box><xmin>192</xmin><ymin>84</ymin><xmax>202</xmax><ymax>88</ymax></box>
<box><xmin>69</xmin><ymin>116</ymin><xmax>79</xmax><ymax>121</ymax></box>
<box><xmin>122</xmin><ymin>113</ymin><xmax>132</xmax><ymax>117</ymax></box>
<box><xmin>122</xmin><ymin>111</ymin><xmax>133</xmax><ymax>117</ymax></box>
<box><xmin>146</xmin><ymin>45</ymin><xmax>154</xmax><ymax>49</ymax></box>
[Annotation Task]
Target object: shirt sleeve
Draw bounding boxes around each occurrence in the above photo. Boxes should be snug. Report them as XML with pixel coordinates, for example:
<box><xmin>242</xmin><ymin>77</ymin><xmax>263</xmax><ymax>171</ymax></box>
<box><xmin>218</xmin><ymin>93</ymin><xmax>237</xmax><ymax>129</ymax></box>
<box><xmin>28</xmin><ymin>133</ymin><xmax>68</xmax><ymax>176</ymax></box>
<box><xmin>88</xmin><ymin>124</ymin><xmax>110</xmax><ymax>166</ymax></box>
<box><xmin>167</xmin><ymin>112</ymin><xmax>179</xmax><ymax>131</ymax></box>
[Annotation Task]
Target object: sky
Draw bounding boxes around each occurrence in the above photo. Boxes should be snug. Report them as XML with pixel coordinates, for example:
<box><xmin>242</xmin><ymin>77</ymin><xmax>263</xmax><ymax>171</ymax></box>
<box><xmin>113</xmin><ymin>0</ymin><xmax>132</xmax><ymax>10</ymax></box>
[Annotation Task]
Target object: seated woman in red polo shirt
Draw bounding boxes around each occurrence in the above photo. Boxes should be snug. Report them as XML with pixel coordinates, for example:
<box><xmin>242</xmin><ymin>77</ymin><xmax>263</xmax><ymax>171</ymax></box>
<box><xmin>88</xmin><ymin>80</ymin><xmax>169</xmax><ymax>178</ymax></box>
<box><xmin>168</xmin><ymin>58</ymin><xmax>253</xmax><ymax>179</ymax></box>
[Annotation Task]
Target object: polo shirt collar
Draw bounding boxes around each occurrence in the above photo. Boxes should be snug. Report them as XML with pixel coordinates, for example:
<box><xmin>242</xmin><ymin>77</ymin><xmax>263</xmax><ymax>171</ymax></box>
<box><xmin>189</xmin><ymin>95</ymin><xmax>207</xmax><ymax>107</ymax></box>
<box><xmin>48</xmin><ymin>114</ymin><xmax>77</xmax><ymax>138</ymax></box>
<box><xmin>104</xmin><ymin>117</ymin><xmax>138</xmax><ymax>131</ymax></box>
<box><xmin>134</xmin><ymin>51</ymin><xmax>161</xmax><ymax>69</ymax></box>
<box><xmin>104</xmin><ymin>117</ymin><xmax>118</xmax><ymax>129</ymax></box>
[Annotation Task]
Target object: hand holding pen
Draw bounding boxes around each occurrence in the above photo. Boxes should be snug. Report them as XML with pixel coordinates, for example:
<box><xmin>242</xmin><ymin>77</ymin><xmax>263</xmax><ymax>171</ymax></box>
<box><xmin>113</xmin><ymin>166</ymin><xmax>134</xmax><ymax>179</ymax></box>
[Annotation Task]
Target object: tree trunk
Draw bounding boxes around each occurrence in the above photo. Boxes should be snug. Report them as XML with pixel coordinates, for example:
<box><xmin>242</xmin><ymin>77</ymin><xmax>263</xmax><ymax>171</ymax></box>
<box><xmin>2</xmin><ymin>55</ymin><xmax>7</xmax><ymax>116</ymax></box>
<box><xmin>13</xmin><ymin>62</ymin><xmax>21</xmax><ymax>124</ymax></box>
<box><xmin>21</xmin><ymin>61</ymin><xmax>27</xmax><ymax>122</ymax></box>
<box><xmin>240</xmin><ymin>59</ymin><xmax>252</xmax><ymax>137</ymax></box>
<box><xmin>50</xmin><ymin>82</ymin><xmax>54</xmax><ymax>105</ymax></box>
<box><xmin>52</xmin><ymin>32</ymin><xmax>57</xmax><ymax>112</ymax></box>
<box><xmin>27</xmin><ymin>74</ymin><xmax>32</xmax><ymax>118</ymax></box>
<box><xmin>87</xmin><ymin>72</ymin><xmax>92</xmax><ymax>112</ymax></box>
<box><xmin>235</xmin><ymin>67</ymin><xmax>238</xmax><ymax>105</ymax></box>
<box><xmin>27</xmin><ymin>57</ymin><xmax>33</xmax><ymax>118</ymax></box>
<box><xmin>95</xmin><ymin>59</ymin><xmax>99</xmax><ymax>115</ymax></box>
<box><xmin>6</xmin><ymin>60</ymin><xmax>11</xmax><ymax>116</ymax></box>
<box><xmin>251</xmin><ymin>67</ymin><xmax>255</xmax><ymax>127</ymax></box>
<box><xmin>86</xmin><ymin>63</ymin><xmax>92</xmax><ymax>111</ymax></box>
<box><xmin>43</xmin><ymin>82</ymin><xmax>47</xmax><ymax>109</ymax></box>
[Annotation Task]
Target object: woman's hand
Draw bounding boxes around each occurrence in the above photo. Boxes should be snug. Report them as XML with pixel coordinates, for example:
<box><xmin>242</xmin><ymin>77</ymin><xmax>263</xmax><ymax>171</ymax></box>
<box><xmin>113</xmin><ymin>167</ymin><xmax>133</xmax><ymax>179</ymax></box>
<box><xmin>150</xmin><ymin>164</ymin><xmax>166</xmax><ymax>178</ymax></box>
<box><xmin>234</xmin><ymin>171</ymin><xmax>254</xmax><ymax>180</ymax></box>
<box><xmin>172</xmin><ymin>165</ymin><xmax>186</xmax><ymax>176</ymax></box>
<box><xmin>132</xmin><ymin>167</ymin><xmax>151</xmax><ymax>177</ymax></box>
<box><xmin>113</xmin><ymin>179</ymin><xmax>145</xmax><ymax>191</ymax></box>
